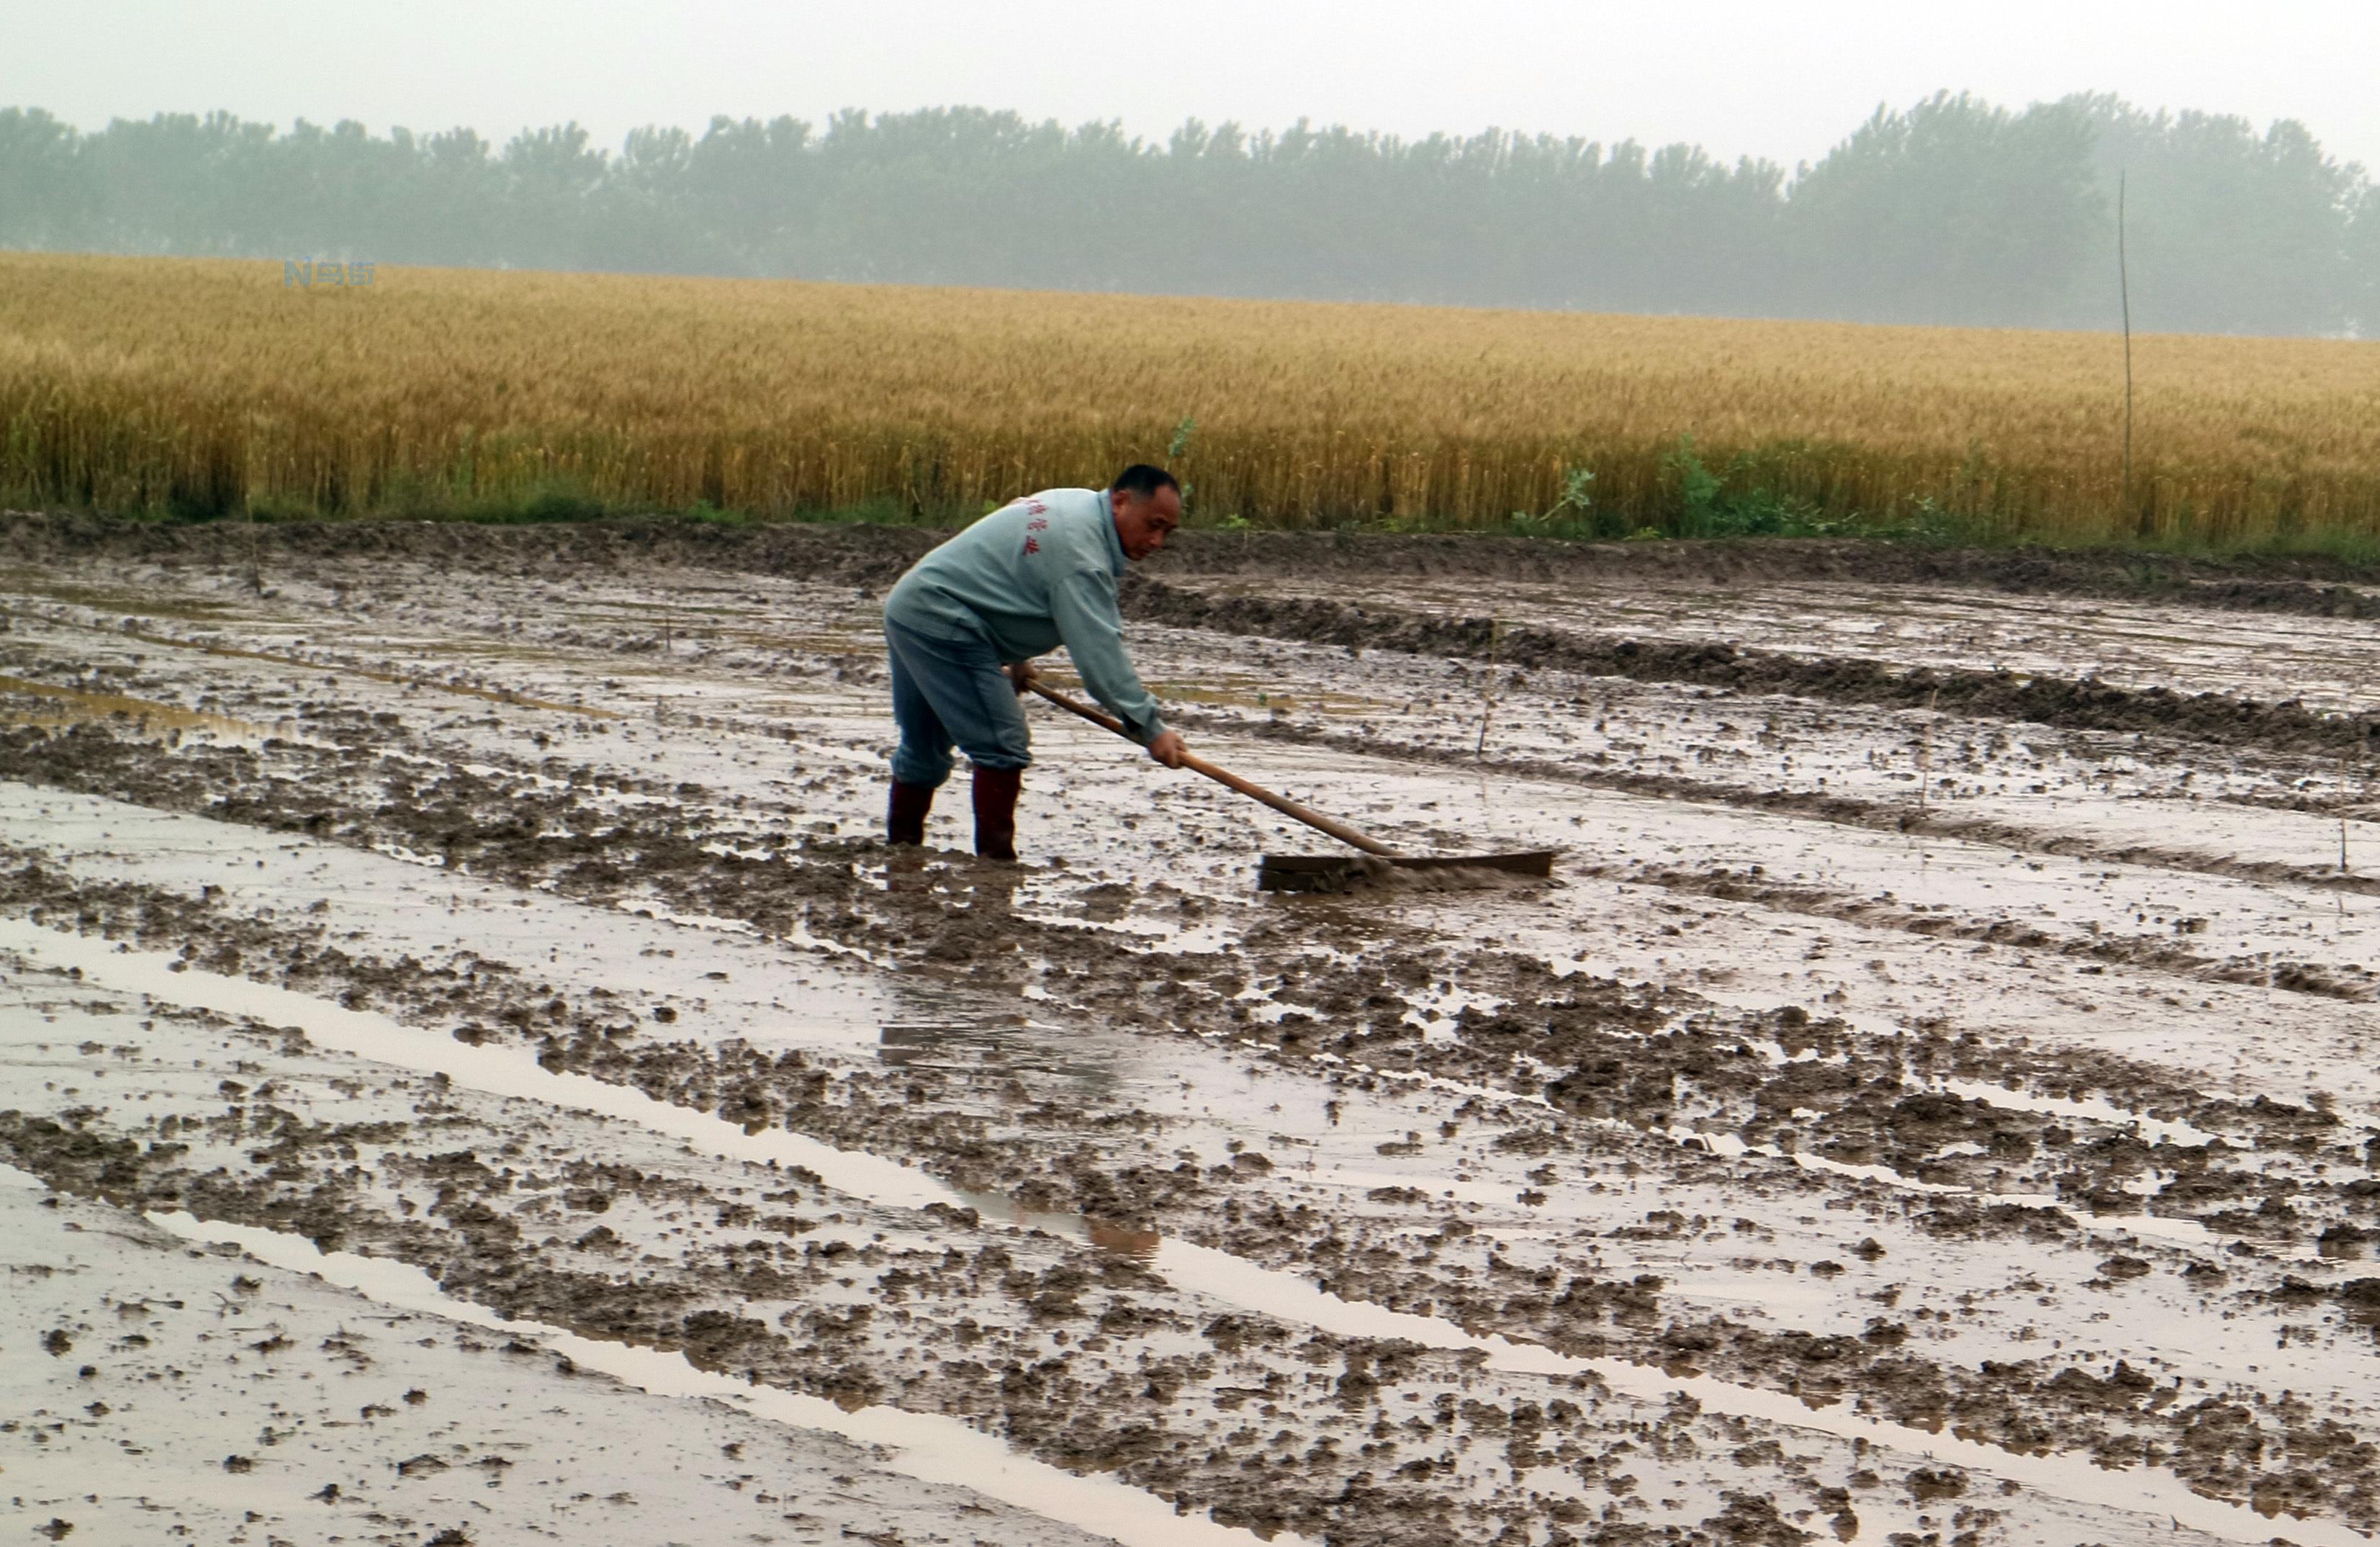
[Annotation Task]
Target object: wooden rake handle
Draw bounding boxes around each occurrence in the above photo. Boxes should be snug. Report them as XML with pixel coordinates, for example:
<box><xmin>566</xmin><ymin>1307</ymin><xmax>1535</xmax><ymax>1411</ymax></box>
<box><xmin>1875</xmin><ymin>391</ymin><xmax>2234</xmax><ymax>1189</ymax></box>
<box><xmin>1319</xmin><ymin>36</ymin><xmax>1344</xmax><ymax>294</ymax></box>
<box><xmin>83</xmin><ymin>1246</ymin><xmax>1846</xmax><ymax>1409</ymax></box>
<box><xmin>1027</xmin><ymin>680</ymin><xmax>1399</xmax><ymax>857</ymax></box>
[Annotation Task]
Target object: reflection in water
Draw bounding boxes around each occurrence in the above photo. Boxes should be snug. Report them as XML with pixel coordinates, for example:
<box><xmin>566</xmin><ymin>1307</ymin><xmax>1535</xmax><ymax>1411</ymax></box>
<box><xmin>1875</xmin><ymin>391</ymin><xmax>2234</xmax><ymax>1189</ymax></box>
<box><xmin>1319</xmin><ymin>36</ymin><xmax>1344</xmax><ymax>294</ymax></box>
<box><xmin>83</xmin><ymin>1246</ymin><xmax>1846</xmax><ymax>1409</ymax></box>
<box><xmin>878</xmin><ymin>983</ymin><xmax>1157</xmax><ymax>1263</ymax></box>
<box><xmin>875</xmin><ymin>1014</ymin><xmax>1124</xmax><ymax>1102</ymax></box>
<box><xmin>127</xmin><ymin>1198</ymin><xmax>1272</xmax><ymax>1547</ymax></box>
<box><xmin>951</xmin><ymin>1188</ymin><xmax>1164</xmax><ymax>1266</ymax></box>
<box><xmin>1088</xmin><ymin>1218</ymin><xmax>1163</xmax><ymax>1260</ymax></box>
<box><xmin>875</xmin><ymin>854</ymin><xmax>1025</xmax><ymax>916</ymax></box>
<box><xmin>878</xmin><ymin>1017</ymin><xmax>1027</xmax><ymax>1070</ymax></box>
<box><xmin>14</xmin><ymin>596</ymin><xmax>622</xmax><ymax>720</ymax></box>
<box><xmin>880</xmin><ymin>849</ymin><xmax>933</xmax><ymax>895</ymax></box>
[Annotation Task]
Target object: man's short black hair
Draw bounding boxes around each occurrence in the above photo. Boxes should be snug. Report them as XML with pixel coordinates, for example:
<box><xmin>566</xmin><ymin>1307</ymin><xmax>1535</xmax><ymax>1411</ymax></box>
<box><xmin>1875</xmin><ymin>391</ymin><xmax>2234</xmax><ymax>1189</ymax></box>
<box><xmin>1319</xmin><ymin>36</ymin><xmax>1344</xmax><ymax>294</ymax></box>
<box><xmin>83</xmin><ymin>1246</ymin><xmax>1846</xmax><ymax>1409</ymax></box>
<box><xmin>1112</xmin><ymin>464</ymin><xmax>1180</xmax><ymax>499</ymax></box>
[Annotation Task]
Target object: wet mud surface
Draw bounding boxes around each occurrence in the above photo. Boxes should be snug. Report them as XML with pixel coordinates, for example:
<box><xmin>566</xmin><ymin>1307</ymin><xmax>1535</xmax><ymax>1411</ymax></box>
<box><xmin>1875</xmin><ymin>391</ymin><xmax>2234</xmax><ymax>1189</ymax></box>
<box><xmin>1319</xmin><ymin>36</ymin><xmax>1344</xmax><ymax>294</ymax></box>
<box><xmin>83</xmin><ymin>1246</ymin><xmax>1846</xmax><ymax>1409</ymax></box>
<box><xmin>10</xmin><ymin>511</ymin><xmax>2380</xmax><ymax>617</ymax></box>
<box><xmin>8</xmin><ymin>515</ymin><xmax>2380</xmax><ymax>1545</ymax></box>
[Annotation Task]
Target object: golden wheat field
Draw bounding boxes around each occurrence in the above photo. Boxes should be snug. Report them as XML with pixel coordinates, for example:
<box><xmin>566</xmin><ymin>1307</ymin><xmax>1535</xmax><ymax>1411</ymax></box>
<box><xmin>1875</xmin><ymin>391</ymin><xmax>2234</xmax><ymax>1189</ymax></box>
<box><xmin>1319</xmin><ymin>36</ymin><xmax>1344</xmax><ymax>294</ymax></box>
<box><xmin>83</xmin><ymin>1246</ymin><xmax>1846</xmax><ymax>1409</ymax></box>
<box><xmin>2</xmin><ymin>251</ymin><xmax>2376</xmax><ymax>542</ymax></box>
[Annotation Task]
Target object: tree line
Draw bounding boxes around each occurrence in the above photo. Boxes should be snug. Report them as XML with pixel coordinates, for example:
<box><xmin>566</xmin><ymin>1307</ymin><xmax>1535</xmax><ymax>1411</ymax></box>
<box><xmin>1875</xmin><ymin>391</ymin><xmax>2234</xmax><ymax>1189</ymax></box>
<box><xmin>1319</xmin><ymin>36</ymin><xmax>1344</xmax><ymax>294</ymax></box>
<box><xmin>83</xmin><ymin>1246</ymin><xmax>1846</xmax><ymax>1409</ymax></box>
<box><xmin>2</xmin><ymin>91</ymin><xmax>2373</xmax><ymax>335</ymax></box>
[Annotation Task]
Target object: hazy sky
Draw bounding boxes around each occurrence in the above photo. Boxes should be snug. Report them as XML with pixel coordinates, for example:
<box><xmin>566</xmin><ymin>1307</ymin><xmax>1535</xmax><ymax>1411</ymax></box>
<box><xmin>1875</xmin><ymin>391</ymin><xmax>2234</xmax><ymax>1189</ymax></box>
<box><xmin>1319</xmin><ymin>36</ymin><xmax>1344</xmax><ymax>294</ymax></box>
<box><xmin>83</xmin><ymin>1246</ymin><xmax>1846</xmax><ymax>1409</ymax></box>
<box><xmin>8</xmin><ymin>1</ymin><xmax>2375</xmax><ymax>175</ymax></box>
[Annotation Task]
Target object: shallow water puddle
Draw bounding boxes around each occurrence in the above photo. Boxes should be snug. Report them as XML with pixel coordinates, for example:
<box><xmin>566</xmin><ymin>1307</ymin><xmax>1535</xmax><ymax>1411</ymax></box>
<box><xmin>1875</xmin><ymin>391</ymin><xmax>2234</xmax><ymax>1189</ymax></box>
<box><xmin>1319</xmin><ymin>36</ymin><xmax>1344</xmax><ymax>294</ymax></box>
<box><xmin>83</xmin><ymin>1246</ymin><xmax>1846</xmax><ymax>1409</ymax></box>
<box><xmin>1</xmin><ymin>780</ymin><xmax>909</xmax><ymax>1047</ymax></box>
<box><xmin>4</xmin><ymin>597</ymin><xmax>626</xmax><ymax>719</ymax></box>
<box><xmin>0</xmin><ymin>1160</ymin><xmax>1292</xmax><ymax>1547</ymax></box>
<box><xmin>1173</xmin><ymin>1253</ymin><xmax>2376</xmax><ymax>1544</ymax></box>
<box><xmin>0</xmin><ymin>915</ymin><xmax>955</xmax><ymax>1207</ymax></box>
<box><xmin>1934</xmin><ymin>1075</ymin><xmax>2221</xmax><ymax>1149</ymax></box>
<box><xmin>0</xmin><ymin>669</ymin><xmax>266</xmax><ymax>738</ymax></box>
<box><xmin>6</xmin><ymin>917</ymin><xmax>2368</xmax><ymax>1545</ymax></box>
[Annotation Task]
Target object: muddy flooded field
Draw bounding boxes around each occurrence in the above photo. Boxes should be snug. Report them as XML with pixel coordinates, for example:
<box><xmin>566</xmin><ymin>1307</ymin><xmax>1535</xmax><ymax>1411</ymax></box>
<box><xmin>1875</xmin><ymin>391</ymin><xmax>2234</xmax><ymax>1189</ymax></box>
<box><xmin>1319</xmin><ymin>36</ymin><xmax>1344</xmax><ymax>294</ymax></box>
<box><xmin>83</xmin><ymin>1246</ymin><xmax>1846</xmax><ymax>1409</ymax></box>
<box><xmin>8</xmin><ymin>513</ymin><xmax>2380</xmax><ymax>1546</ymax></box>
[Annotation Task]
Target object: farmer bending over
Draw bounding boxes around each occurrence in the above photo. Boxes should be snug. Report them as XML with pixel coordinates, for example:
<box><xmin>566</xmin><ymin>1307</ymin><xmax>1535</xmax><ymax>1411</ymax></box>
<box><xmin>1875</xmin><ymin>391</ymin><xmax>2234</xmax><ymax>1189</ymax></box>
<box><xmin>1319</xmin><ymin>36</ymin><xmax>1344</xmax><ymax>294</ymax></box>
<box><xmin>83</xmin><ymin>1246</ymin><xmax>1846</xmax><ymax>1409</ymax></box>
<box><xmin>881</xmin><ymin>464</ymin><xmax>1189</xmax><ymax>860</ymax></box>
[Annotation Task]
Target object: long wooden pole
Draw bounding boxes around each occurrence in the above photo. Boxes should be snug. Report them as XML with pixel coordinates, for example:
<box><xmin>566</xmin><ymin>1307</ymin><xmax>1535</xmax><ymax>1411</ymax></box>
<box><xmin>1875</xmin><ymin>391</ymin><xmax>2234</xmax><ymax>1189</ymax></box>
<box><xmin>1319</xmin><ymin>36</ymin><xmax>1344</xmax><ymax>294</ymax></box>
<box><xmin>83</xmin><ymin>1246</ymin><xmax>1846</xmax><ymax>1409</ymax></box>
<box><xmin>2119</xmin><ymin>168</ymin><xmax>2135</xmax><ymax>530</ymax></box>
<box><xmin>1028</xmin><ymin>680</ymin><xmax>1400</xmax><ymax>856</ymax></box>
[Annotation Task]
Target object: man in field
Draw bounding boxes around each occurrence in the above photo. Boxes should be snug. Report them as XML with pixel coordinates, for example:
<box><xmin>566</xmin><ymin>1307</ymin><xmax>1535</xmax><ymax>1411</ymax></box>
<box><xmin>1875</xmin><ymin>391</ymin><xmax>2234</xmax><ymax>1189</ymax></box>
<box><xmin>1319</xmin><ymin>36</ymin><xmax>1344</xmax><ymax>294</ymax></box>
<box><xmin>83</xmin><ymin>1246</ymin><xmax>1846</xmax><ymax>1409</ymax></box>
<box><xmin>880</xmin><ymin>464</ymin><xmax>1190</xmax><ymax>860</ymax></box>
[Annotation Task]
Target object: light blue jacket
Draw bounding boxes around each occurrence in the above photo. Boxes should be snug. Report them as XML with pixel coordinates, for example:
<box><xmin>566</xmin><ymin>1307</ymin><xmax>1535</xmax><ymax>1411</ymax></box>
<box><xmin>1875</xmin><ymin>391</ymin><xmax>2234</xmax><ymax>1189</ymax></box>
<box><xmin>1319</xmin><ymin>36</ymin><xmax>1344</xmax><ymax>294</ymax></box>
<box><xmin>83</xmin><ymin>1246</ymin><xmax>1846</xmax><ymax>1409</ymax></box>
<box><xmin>885</xmin><ymin>488</ymin><xmax>1169</xmax><ymax>743</ymax></box>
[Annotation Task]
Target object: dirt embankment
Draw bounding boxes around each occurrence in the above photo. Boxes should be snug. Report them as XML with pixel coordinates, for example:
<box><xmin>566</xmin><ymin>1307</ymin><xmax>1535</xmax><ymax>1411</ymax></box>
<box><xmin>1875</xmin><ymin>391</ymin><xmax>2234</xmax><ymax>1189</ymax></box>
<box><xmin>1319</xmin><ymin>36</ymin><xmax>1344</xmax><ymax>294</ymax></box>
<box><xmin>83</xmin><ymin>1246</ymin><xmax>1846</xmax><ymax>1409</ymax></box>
<box><xmin>1124</xmin><ymin>579</ymin><xmax>2380</xmax><ymax>757</ymax></box>
<box><xmin>1160</xmin><ymin>528</ymin><xmax>2380</xmax><ymax>618</ymax></box>
<box><xmin>0</xmin><ymin>510</ymin><xmax>942</xmax><ymax>591</ymax></box>
<box><xmin>12</xmin><ymin>509</ymin><xmax>2377</xmax><ymax>758</ymax></box>
<box><xmin>9</xmin><ymin>510</ymin><xmax>2380</xmax><ymax>619</ymax></box>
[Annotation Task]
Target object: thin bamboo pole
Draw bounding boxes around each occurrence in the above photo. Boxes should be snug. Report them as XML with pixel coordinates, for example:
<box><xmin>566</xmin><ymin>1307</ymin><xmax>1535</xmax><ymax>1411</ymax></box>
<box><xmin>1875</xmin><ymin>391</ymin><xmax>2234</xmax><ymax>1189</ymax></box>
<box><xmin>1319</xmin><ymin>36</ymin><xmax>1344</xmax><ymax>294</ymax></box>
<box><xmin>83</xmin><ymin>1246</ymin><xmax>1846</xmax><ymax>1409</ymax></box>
<box><xmin>2119</xmin><ymin>169</ymin><xmax>2135</xmax><ymax>530</ymax></box>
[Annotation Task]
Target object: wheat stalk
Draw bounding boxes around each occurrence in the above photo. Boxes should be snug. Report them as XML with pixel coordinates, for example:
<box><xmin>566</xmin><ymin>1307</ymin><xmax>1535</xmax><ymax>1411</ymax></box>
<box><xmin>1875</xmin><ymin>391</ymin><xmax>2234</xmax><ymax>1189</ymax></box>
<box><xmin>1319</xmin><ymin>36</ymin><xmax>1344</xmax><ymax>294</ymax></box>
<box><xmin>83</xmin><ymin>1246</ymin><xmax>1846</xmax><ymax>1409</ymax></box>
<box><xmin>1</xmin><ymin>251</ymin><xmax>2376</xmax><ymax>546</ymax></box>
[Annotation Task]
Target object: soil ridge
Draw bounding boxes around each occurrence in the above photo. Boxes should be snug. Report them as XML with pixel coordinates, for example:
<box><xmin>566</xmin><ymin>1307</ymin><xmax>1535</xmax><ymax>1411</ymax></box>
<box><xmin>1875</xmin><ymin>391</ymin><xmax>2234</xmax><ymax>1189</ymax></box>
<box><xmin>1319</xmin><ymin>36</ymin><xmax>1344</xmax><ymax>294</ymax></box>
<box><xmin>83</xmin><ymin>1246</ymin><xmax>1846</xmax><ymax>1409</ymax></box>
<box><xmin>1126</xmin><ymin>579</ymin><xmax>2380</xmax><ymax>757</ymax></box>
<box><xmin>9</xmin><ymin>510</ymin><xmax>2380</xmax><ymax>619</ymax></box>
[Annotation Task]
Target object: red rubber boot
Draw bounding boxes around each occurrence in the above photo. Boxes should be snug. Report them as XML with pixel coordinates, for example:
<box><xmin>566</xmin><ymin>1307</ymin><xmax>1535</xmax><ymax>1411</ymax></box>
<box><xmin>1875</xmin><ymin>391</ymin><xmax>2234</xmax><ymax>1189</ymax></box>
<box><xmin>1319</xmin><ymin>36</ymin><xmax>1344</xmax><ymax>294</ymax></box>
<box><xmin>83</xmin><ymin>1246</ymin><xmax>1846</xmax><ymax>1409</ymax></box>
<box><xmin>886</xmin><ymin>780</ymin><xmax>935</xmax><ymax>846</ymax></box>
<box><xmin>970</xmin><ymin>766</ymin><xmax>1022</xmax><ymax>861</ymax></box>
